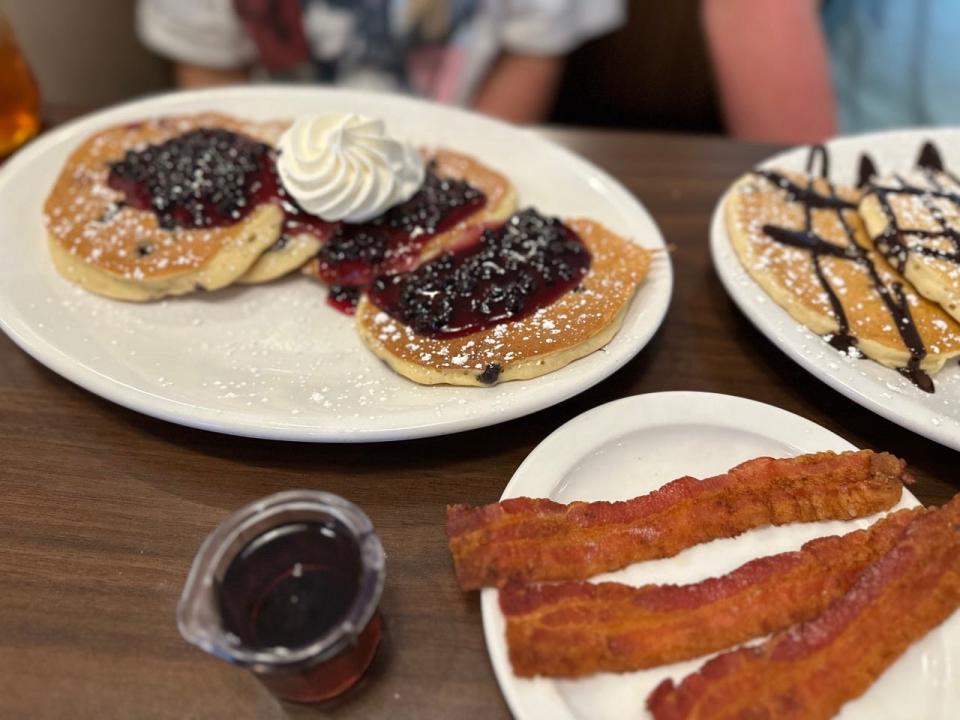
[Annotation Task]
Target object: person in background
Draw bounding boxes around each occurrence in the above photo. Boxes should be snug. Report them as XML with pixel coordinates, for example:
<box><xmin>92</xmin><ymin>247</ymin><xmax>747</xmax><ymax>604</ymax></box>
<box><xmin>702</xmin><ymin>0</ymin><xmax>960</xmax><ymax>144</ymax></box>
<box><xmin>137</xmin><ymin>0</ymin><xmax>625</xmax><ymax>125</ymax></box>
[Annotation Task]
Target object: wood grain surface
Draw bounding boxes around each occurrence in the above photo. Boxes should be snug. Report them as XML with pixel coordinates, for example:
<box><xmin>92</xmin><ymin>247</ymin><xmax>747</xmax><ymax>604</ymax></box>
<box><xmin>2</xmin><ymin>123</ymin><xmax>958</xmax><ymax>720</ymax></box>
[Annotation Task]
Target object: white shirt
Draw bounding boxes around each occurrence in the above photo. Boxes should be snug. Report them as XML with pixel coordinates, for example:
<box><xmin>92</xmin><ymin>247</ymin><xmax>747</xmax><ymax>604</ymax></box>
<box><xmin>137</xmin><ymin>0</ymin><xmax>625</xmax><ymax>105</ymax></box>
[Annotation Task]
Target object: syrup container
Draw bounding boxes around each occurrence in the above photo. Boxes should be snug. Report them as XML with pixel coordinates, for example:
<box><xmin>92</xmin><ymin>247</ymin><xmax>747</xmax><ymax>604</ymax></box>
<box><xmin>178</xmin><ymin>491</ymin><xmax>385</xmax><ymax>703</ymax></box>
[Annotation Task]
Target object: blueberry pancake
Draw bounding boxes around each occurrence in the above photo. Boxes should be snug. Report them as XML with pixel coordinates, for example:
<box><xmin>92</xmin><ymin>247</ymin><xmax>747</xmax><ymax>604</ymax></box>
<box><xmin>354</xmin><ymin>208</ymin><xmax>652</xmax><ymax>386</ymax></box>
<box><xmin>44</xmin><ymin>113</ymin><xmax>302</xmax><ymax>301</ymax></box>
<box><xmin>237</xmin><ymin>232</ymin><xmax>325</xmax><ymax>285</ymax></box>
<box><xmin>301</xmin><ymin>149</ymin><xmax>516</xmax><ymax>292</ymax></box>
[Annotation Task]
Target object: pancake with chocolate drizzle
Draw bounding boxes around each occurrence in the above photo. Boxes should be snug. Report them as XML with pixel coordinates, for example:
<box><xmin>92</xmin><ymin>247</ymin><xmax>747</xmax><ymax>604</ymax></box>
<box><xmin>860</xmin><ymin>142</ymin><xmax>960</xmax><ymax>326</ymax></box>
<box><xmin>726</xmin><ymin>145</ymin><xmax>960</xmax><ymax>392</ymax></box>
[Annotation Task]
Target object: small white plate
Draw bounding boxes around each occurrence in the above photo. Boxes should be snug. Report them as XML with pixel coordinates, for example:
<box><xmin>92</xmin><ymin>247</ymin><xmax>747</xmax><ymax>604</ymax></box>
<box><xmin>480</xmin><ymin>391</ymin><xmax>959</xmax><ymax>720</ymax></box>
<box><xmin>0</xmin><ymin>86</ymin><xmax>671</xmax><ymax>442</ymax></box>
<box><xmin>710</xmin><ymin>128</ymin><xmax>960</xmax><ymax>451</ymax></box>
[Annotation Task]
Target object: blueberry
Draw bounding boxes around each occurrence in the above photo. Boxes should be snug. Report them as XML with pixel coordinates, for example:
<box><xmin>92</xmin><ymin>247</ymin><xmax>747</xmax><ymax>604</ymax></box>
<box><xmin>369</xmin><ymin>208</ymin><xmax>591</xmax><ymax>338</ymax></box>
<box><xmin>107</xmin><ymin>127</ymin><xmax>270</xmax><ymax>230</ymax></box>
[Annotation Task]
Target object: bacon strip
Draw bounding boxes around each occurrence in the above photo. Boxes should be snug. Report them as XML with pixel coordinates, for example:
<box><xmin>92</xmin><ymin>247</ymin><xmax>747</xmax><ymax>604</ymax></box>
<box><xmin>447</xmin><ymin>451</ymin><xmax>910</xmax><ymax>590</ymax></box>
<box><xmin>501</xmin><ymin>507</ymin><xmax>921</xmax><ymax>677</ymax></box>
<box><xmin>647</xmin><ymin>495</ymin><xmax>960</xmax><ymax>720</ymax></box>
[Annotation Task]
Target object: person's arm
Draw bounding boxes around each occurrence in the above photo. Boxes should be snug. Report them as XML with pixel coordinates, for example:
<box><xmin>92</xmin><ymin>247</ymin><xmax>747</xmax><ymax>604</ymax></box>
<box><xmin>137</xmin><ymin>0</ymin><xmax>256</xmax><ymax>88</ymax></box>
<box><xmin>174</xmin><ymin>63</ymin><xmax>250</xmax><ymax>89</ymax></box>
<box><xmin>701</xmin><ymin>0</ymin><xmax>837</xmax><ymax>143</ymax></box>
<box><xmin>478</xmin><ymin>0</ymin><xmax>624</xmax><ymax>124</ymax></box>
<box><xmin>472</xmin><ymin>53</ymin><xmax>566</xmax><ymax>124</ymax></box>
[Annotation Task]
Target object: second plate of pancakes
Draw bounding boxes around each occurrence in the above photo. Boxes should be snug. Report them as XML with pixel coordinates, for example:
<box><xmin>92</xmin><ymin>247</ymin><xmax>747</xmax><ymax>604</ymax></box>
<box><xmin>0</xmin><ymin>86</ymin><xmax>672</xmax><ymax>441</ymax></box>
<box><xmin>711</xmin><ymin>127</ymin><xmax>960</xmax><ymax>451</ymax></box>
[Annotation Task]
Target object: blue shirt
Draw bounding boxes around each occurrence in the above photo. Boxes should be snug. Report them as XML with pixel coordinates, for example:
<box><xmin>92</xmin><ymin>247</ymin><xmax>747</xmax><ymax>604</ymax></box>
<box><xmin>824</xmin><ymin>0</ymin><xmax>960</xmax><ymax>133</ymax></box>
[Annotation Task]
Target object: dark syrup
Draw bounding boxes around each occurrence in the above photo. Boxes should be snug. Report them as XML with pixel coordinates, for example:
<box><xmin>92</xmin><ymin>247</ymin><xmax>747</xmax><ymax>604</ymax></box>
<box><xmin>755</xmin><ymin>145</ymin><xmax>935</xmax><ymax>392</ymax></box>
<box><xmin>218</xmin><ymin>520</ymin><xmax>362</xmax><ymax>651</ymax></box>
<box><xmin>367</xmin><ymin>208</ymin><xmax>590</xmax><ymax>338</ymax></box>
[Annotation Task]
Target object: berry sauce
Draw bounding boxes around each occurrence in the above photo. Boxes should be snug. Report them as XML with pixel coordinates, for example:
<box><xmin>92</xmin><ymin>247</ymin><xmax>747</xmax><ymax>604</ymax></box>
<box><xmin>327</xmin><ymin>285</ymin><xmax>363</xmax><ymax>315</ymax></box>
<box><xmin>106</xmin><ymin>128</ymin><xmax>487</xmax><ymax>315</ymax></box>
<box><xmin>367</xmin><ymin>208</ymin><xmax>591</xmax><ymax>338</ymax></box>
<box><xmin>108</xmin><ymin>128</ymin><xmax>264</xmax><ymax>229</ymax></box>
<box><xmin>107</xmin><ymin>127</ymin><xmax>336</xmax><ymax>243</ymax></box>
<box><xmin>312</xmin><ymin>166</ymin><xmax>487</xmax><ymax>289</ymax></box>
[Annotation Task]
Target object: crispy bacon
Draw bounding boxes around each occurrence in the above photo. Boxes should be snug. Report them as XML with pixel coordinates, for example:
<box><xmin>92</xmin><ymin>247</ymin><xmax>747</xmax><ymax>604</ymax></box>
<box><xmin>447</xmin><ymin>451</ymin><xmax>910</xmax><ymax>590</ymax></box>
<box><xmin>647</xmin><ymin>495</ymin><xmax>960</xmax><ymax>720</ymax></box>
<box><xmin>501</xmin><ymin>507</ymin><xmax>921</xmax><ymax>677</ymax></box>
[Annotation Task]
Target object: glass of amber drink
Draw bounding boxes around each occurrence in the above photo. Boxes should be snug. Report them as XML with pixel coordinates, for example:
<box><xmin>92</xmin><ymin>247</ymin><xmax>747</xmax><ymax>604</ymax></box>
<box><xmin>0</xmin><ymin>13</ymin><xmax>40</xmax><ymax>158</ymax></box>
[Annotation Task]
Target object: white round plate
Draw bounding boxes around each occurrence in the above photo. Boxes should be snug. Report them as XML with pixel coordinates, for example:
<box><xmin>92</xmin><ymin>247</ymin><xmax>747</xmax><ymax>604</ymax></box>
<box><xmin>480</xmin><ymin>391</ymin><xmax>958</xmax><ymax>720</ymax></box>
<box><xmin>0</xmin><ymin>86</ymin><xmax>671</xmax><ymax>441</ymax></box>
<box><xmin>711</xmin><ymin>128</ymin><xmax>960</xmax><ymax>450</ymax></box>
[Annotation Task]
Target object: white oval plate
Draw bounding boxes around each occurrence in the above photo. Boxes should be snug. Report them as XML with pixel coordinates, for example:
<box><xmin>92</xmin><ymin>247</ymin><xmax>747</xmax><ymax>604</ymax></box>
<box><xmin>710</xmin><ymin>128</ymin><xmax>960</xmax><ymax>450</ymax></box>
<box><xmin>480</xmin><ymin>391</ymin><xmax>959</xmax><ymax>720</ymax></box>
<box><xmin>0</xmin><ymin>86</ymin><xmax>671</xmax><ymax>441</ymax></box>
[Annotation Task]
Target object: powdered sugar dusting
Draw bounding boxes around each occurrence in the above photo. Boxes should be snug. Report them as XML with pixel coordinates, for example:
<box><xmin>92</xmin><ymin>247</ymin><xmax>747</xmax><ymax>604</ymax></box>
<box><xmin>362</xmin><ymin>218</ymin><xmax>651</xmax><ymax>376</ymax></box>
<box><xmin>867</xmin><ymin>169</ymin><xmax>960</xmax><ymax>284</ymax></box>
<box><xmin>4</xmin><ymin>89</ymin><xmax>673</xmax><ymax>440</ymax></box>
<box><xmin>714</xmin><ymin>130</ymin><xmax>960</xmax><ymax>449</ymax></box>
<box><xmin>731</xmin><ymin>171</ymin><xmax>960</xmax><ymax>367</ymax></box>
<box><xmin>43</xmin><ymin>114</ymin><xmax>286</xmax><ymax>280</ymax></box>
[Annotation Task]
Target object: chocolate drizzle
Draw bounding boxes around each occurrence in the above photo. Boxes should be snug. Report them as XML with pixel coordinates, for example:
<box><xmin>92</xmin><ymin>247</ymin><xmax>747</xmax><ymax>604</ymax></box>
<box><xmin>917</xmin><ymin>141</ymin><xmax>945</xmax><ymax>172</ymax></box>
<box><xmin>806</xmin><ymin>144</ymin><xmax>830</xmax><ymax>178</ymax></box>
<box><xmin>868</xmin><ymin>142</ymin><xmax>960</xmax><ymax>277</ymax></box>
<box><xmin>755</xmin><ymin>145</ymin><xmax>934</xmax><ymax>392</ymax></box>
<box><xmin>857</xmin><ymin>154</ymin><xmax>879</xmax><ymax>189</ymax></box>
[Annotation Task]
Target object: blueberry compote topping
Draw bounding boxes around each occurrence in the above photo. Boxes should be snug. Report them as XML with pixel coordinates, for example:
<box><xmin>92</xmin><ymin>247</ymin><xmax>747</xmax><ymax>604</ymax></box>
<box><xmin>108</xmin><ymin>128</ymin><xmax>269</xmax><ymax>229</ymax></box>
<box><xmin>327</xmin><ymin>285</ymin><xmax>363</xmax><ymax>315</ymax></box>
<box><xmin>107</xmin><ymin>127</ymin><xmax>336</xmax><ymax>240</ymax></box>
<box><xmin>367</xmin><ymin>208</ymin><xmax>590</xmax><ymax>338</ymax></box>
<box><xmin>106</xmin><ymin>129</ymin><xmax>488</xmax><ymax>316</ymax></box>
<box><xmin>314</xmin><ymin>164</ymin><xmax>486</xmax><ymax>288</ymax></box>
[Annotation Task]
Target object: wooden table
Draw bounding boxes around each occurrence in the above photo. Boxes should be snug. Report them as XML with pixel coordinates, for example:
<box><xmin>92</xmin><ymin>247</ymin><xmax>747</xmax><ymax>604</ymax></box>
<box><xmin>3</xmin><ymin>125</ymin><xmax>958</xmax><ymax>720</ymax></box>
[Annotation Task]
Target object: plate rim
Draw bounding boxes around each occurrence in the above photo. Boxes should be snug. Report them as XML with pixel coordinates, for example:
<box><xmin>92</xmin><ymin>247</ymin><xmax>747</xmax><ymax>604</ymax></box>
<box><xmin>709</xmin><ymin>127</ymin><xmax>960</xmax><ymax>452</ymax></box>
<box><xmin>479</xmin><ymin>390</ymin><xmax>921</xmax><ymax>720</ymax></box>
<box><xmin>0</xmin><ymin>85</ymin><xmax>673</xmax><ymax>442</ymax></box>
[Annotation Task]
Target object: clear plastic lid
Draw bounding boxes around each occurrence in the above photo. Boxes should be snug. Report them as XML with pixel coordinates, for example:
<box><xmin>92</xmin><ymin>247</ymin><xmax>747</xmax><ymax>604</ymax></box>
<box><xmin>177</xmin><ymin>490</ymin><xmax>385</xmax><ymax>672</ymax></box>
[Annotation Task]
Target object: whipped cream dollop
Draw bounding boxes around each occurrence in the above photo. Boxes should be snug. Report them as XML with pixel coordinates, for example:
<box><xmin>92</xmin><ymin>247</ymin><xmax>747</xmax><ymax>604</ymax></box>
<box><xmin>276</xmin><ymin>113</ymin><xmax>425</xmax><ymax>223</ymax></box>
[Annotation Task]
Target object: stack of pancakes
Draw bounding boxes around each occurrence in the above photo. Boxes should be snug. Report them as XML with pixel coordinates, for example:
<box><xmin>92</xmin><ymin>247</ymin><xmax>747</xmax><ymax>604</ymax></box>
<box><xmin>355</xmin><ymin>218</ymin><xmax>651</xmax><ymax>386</ymax></box>
<box><xmin>44</xmin><ymin>113</ymin><xmax>653</xmax><ymax>386</ymax></box>
<box><xmin>859</xmin><ymin>167</ymin><xmax>960</xmax><ymax>323</ymax></box>
<box><xmin>44</xmin><ymin>113</ymin><xmax>513</xmax><ymax>302</ymax></box>
<box><xmin>45</xmin><ymin>114</ymin><xmax>287</xmax><ymax>301</ymax></box>
<box><xmin>726</xmin><ymin>160</ymin><xmax>960</xmax><ymax>388</ymax></box>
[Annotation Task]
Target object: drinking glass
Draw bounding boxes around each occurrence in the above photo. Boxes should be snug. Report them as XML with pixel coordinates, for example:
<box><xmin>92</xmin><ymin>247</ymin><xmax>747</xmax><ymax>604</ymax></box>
<box><xmin>0</xmin><ymin>12</ymin><xmax>40</xmax><ymax>158</ymax></box>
